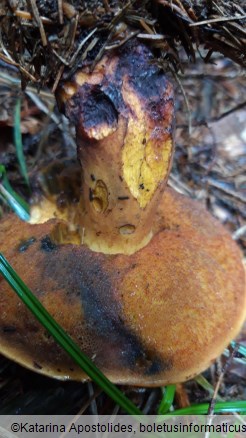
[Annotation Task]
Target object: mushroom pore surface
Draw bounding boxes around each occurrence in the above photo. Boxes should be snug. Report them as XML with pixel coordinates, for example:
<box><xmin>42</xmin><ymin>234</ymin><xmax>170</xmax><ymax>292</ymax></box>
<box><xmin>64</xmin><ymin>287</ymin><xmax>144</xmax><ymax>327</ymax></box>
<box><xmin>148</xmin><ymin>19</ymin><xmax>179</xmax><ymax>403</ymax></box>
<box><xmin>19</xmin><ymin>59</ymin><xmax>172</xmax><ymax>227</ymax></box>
<box><xmin>0</xmin><ymin>42</ymin><xmax>245</xmax><ymax>386</ymax></box>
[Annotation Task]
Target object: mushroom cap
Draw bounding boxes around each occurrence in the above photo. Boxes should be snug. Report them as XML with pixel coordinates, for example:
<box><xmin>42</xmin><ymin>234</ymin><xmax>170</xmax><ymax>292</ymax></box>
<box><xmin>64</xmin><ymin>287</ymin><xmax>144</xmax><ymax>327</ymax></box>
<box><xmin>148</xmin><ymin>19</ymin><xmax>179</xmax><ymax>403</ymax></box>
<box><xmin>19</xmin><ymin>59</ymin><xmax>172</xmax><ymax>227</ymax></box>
<box><xmin>0</xmin><ymin>188</ymin><xmax>245</xmax><ymax>386</ymax></box>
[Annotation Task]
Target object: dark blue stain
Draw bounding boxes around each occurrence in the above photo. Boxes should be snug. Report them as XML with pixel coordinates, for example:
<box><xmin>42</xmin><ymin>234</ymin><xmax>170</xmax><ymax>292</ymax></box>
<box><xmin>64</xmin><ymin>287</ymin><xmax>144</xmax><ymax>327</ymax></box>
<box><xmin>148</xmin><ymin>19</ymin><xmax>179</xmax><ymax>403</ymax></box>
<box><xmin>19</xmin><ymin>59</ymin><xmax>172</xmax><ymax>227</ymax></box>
<box><xmin>40</xmin><ymin>236</ymin><xmax>57</xmax><ymax>252</ymax></box>
<box><xmin>80</xmin><ymin>84</ymin><xmax>118</xmax><ymax>130</ymax></box>
<box><xmin>115</xmin><ymin>42</ymin><xmax>169</xmax><ymax>101</ymax></box>
<box><xmin>42</xmin><ymin>246</ymin><xmax>170</xmax><ymax>375</ymax></box>
<box><xmin>78</xmin><ymin>264</ymin><xmax>169</xmax><ymax>375</ymax></box>
<box><xmin>101</xmin><ymin>83</ymin><xmax>125</xmax><ymax>113</ymax></box>
<box><xmin>130</xmin><ymin>70</ymin><xmax>167</xmax><ymax>100</ymax></box>
<box><xmin>18</xmin><ymin>237</ymin><xmax>36</xmax><ymax>252</ymax></box>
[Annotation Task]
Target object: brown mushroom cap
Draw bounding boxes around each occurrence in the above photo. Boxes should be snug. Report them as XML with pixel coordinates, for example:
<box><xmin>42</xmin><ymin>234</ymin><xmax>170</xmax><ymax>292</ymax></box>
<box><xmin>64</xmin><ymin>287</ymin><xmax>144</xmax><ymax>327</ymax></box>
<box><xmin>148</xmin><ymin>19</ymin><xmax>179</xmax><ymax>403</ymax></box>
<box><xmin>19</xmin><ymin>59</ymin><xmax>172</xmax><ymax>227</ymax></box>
<box><xmin>0</xmin><ymin>187</ymin><xmax>245</xmax><ymax>386</ymax></box>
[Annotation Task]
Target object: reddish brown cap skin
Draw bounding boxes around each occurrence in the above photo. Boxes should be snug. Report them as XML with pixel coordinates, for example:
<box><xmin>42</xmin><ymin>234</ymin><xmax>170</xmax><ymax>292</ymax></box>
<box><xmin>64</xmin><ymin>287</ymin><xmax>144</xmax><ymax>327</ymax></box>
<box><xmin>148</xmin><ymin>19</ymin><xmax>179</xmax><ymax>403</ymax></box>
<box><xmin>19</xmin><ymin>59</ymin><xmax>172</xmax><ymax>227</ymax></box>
<box><xmin>0</xmin><ymin>188</ymin><xmax>245</xmax><ymax>386</ymax></box>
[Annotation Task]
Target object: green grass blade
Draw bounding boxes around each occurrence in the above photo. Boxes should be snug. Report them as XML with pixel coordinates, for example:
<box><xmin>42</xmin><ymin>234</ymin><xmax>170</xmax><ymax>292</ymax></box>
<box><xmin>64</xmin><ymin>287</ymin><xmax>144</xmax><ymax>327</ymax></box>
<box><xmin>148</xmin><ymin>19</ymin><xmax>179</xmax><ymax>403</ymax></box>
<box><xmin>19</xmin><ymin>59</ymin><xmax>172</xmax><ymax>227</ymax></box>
<box><xmin>158</xmin><ymin>385</ymin><xmax>176</xmax><ymax>414</ymax></box>
<box><xmin>0</xmin><ymin>253</ymin><xmax>142</xmax><ymax>416</ymax></box>
<box><xmin>0</xmin><ymin>164</ymin><xmax>30</xmax><ymax>221</ymax></box>
<box><xmin>195</xmin><ymin>375</ymin><xmax>224</xmax><ymax>401</ymax></box>
<box><xmin>13</xmin><ymin>98</ymin><xmax>29</xmax><ymax>187</ymax></box>
<box><xmin>170</xmin><ymin>401</ymin><xmax>246</xmax><ymax>415</ymax></box>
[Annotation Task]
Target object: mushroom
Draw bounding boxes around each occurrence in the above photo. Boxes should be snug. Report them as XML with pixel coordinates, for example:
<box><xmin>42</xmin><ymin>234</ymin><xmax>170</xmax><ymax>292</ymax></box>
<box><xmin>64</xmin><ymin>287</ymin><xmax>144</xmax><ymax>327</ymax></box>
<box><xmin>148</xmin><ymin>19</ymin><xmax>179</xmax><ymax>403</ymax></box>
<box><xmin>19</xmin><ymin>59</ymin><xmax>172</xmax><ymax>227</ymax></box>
<box><xmin>0</xmin><ymin>43</ymin><xmax>245</xmax><ymax>386</ymax></box>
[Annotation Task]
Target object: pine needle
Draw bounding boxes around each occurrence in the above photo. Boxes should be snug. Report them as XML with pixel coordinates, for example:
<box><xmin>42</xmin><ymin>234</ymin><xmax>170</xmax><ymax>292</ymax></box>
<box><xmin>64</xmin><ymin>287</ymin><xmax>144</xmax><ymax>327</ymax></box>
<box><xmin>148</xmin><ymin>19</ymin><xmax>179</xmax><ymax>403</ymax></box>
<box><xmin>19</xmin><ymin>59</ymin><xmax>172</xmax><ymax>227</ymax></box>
<box><xmin>0</xmin><ymin>253</ymin><xmax>142</xmax><ymax>416</ymax></box>
<box><xmin>158</xmin><ymin>385</ymin><xmax>176</xmax><ymax>414</ymax></box>
<box><xmin>13</xmin><ymin>98</ymin><xmax>29</xmax><ymax>187</ymax></box>
<box><xmin>170</xmin><ymin>401</ymin><xmax>246</xmax><ymax>415</ymax></box>
<box><xmin>0</xmin><ymin>164</ymin><xmax>30</xmax><ymax>221</ymax></box>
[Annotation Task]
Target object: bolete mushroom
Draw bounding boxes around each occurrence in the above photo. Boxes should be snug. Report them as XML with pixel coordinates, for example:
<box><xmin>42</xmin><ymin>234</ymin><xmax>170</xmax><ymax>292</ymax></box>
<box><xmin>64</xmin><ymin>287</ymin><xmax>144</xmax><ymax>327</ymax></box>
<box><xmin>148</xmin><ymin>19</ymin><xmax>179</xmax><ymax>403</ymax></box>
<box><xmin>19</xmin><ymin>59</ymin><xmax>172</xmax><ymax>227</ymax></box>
<box><xmin>0</xmin><ymin>43</ymin><xmax>245</xmax><ymax>386</ymax></box>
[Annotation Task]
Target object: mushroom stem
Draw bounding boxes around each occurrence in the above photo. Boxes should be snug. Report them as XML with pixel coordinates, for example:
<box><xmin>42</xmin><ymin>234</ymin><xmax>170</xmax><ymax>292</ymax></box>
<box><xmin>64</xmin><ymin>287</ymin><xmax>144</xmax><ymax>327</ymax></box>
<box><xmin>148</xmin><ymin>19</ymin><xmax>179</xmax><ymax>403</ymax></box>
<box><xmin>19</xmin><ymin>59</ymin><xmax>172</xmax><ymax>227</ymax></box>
<box><xmin>56</xmin><ymin>43</ymin><xmax>174</xmax><ymax>254</ymax></box>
